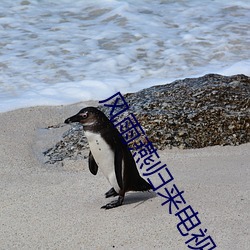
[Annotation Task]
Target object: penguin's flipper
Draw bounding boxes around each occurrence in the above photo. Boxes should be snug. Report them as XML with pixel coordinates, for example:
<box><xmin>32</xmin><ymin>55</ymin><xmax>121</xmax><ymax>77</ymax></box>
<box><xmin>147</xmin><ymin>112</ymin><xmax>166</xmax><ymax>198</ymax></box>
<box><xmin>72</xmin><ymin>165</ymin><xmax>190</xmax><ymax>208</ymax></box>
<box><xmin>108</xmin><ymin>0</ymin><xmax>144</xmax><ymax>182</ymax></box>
<box><xmin>105</xmin><ymin>187</ymin><xmax>118</xmax><ymax>198</ymax></box>
<box><xmin>114</xmin><ymin>144</ymin><xmax>124</xmax><ymax>190</ymax></box>
<box><xmin>101</xmin><ymin>196</ymin><xmax>124</xmax><ymax>209</ymax></box>
<box><xmin>88</xmin><ymin>151</ymin><xmax>98</xmax><ymax>175</ymax></box>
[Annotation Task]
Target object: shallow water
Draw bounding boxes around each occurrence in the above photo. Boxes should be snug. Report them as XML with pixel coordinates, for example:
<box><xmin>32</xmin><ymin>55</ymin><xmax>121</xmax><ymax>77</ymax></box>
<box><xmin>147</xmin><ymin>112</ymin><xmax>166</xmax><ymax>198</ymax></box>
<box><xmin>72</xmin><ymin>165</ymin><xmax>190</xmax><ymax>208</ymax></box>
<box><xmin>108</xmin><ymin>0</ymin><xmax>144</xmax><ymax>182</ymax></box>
<box><xmin>0</xmin><ymin>0</ymin><xmax>249</xmax><ymax>112</ymax></box>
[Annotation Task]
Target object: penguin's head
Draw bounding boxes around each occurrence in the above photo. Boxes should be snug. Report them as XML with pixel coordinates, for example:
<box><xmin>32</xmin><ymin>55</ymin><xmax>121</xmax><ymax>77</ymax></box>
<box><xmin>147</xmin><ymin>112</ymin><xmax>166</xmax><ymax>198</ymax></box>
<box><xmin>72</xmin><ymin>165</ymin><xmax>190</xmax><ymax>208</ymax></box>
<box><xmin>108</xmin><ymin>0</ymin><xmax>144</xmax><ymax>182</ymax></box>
<box><xmin>65</xmin><ymin>107</ymin><xmax>110</xmax><ymax>130</ymax></box>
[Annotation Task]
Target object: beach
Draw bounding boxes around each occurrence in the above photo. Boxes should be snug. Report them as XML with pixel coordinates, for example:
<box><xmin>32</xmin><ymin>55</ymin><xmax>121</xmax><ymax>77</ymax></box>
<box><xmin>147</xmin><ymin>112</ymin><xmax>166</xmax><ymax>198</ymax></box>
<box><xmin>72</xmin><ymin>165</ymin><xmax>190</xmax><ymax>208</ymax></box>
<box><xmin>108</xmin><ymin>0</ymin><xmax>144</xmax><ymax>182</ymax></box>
<box><xmin>0</xmin><ymin>103</ymin><xmax>249</xmax><ymax>249</ymax></box>
<box><xmin>1</xmin><ymin>1</ymin><xmax>249</xmax><ymax>249</ymax></box>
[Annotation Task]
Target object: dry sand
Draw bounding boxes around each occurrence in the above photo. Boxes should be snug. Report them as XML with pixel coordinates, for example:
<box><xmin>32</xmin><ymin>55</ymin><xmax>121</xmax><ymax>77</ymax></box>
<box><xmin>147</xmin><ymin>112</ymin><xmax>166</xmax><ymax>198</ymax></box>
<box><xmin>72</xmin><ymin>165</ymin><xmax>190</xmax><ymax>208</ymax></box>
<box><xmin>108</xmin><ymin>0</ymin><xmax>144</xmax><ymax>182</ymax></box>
<box><xmin>0</xmin><ymin>102</ymin><xmax>249</xmax><ymax>250</ymax></box>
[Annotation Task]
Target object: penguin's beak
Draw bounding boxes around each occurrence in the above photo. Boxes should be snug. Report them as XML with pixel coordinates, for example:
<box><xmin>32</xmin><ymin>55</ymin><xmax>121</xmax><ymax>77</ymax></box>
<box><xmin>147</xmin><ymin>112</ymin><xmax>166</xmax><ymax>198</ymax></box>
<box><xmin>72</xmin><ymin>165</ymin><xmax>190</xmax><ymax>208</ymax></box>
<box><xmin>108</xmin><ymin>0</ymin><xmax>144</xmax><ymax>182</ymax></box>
<box><xmin>64</xmin><ymin>114</ymin><xmax>81</xmax><ymax>124</ymax></box>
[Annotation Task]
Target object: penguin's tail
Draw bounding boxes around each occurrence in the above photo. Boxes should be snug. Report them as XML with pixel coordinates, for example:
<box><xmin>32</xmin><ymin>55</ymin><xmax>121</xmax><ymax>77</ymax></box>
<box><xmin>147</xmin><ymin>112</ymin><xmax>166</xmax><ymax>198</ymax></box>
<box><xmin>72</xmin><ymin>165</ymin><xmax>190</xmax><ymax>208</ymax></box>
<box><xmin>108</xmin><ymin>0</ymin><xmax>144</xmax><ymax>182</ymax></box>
<box><xmin>132</xmin><ymin>176</ymin><xmax>152</xmax><ymax>192</ymax></box>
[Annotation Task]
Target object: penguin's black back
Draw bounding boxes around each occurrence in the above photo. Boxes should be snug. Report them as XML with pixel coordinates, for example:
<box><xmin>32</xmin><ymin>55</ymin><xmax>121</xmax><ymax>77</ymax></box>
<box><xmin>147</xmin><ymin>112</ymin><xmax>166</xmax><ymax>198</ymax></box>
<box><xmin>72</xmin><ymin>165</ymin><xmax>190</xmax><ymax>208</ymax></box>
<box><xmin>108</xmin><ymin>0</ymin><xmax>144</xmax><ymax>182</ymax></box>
<box><xmin>100</xmin><ymin>122</ymin><xmax>152</xmax><ymax>192</ymax></box>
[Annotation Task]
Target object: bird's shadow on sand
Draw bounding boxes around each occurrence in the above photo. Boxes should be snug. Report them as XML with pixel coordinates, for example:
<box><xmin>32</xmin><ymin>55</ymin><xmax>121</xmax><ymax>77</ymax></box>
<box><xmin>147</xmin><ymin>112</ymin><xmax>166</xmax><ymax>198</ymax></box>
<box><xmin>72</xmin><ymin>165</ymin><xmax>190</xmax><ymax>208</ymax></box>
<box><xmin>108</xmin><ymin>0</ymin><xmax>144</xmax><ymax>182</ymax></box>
<box><xmin>122</xmin><ymin>191</ymin><xmax>157</xmax><ymax>208</ymax></box>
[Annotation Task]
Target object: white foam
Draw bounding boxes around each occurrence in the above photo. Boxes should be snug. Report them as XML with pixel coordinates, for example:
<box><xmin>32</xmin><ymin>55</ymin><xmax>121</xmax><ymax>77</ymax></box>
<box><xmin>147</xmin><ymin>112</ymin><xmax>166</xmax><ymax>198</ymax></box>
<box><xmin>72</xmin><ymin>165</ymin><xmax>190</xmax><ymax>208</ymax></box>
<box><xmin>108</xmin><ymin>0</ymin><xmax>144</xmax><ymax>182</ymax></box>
<box><xmin>218</xmin><ymin>60</ymin><xmax>250</xmax><ymax>76</ymax></box>
<box><xmin>0</xmin><ymin>0</ymin><xmax>249</xmax><ymax>112</ymax></box>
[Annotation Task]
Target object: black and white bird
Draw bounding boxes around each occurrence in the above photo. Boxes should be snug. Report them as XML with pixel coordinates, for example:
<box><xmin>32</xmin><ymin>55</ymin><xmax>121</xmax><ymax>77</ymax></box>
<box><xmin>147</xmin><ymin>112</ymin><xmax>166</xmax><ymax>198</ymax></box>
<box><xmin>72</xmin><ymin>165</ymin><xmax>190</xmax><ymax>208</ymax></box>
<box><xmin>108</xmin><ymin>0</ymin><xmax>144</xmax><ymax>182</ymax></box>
<box><xmin>65</xmin><ymin>107</ymin><xmax>152</xmax><ymax>209</ymax></box>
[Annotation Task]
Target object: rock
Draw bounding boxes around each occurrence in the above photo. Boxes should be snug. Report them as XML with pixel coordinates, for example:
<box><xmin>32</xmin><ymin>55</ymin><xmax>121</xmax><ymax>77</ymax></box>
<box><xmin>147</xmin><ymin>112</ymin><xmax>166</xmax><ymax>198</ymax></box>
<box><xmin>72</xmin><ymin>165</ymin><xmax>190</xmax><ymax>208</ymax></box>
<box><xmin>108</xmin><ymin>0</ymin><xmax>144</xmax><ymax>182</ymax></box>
<box><xmin>43</xmin><ymin>74</ymin><xmax>250</xmax><ymax>164</ymax></box>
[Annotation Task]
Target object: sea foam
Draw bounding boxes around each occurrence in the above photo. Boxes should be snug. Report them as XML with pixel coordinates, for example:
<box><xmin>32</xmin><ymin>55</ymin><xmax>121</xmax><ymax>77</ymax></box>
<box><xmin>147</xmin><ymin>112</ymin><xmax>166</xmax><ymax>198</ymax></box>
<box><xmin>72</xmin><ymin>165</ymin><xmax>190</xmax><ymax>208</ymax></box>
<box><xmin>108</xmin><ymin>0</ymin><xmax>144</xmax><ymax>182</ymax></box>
<box><xmin>0</xmin><ymin>0</ymin><xmax>249</xmax><ymax>112</ymax></box>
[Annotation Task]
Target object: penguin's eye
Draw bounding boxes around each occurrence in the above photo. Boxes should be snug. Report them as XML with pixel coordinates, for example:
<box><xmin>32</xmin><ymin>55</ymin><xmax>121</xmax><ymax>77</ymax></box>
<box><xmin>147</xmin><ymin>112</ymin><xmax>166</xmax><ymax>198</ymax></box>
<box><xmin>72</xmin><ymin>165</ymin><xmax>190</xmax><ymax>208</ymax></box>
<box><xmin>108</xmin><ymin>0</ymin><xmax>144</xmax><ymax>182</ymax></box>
<box><xmin>79</xmin><ymin>112</ymin><xmax>88</xmax><ymax>119</ymax></box>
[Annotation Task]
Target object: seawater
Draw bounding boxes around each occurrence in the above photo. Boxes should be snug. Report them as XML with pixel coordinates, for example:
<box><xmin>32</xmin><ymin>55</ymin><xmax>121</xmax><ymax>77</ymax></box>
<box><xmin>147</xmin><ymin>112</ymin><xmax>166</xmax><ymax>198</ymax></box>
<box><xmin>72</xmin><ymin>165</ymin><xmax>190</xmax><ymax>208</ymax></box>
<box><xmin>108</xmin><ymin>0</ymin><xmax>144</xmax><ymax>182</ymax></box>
<box><xmin>0</xmin><ymin>0</ymin><xmax>250</xmax><ymax>112</ymax></box>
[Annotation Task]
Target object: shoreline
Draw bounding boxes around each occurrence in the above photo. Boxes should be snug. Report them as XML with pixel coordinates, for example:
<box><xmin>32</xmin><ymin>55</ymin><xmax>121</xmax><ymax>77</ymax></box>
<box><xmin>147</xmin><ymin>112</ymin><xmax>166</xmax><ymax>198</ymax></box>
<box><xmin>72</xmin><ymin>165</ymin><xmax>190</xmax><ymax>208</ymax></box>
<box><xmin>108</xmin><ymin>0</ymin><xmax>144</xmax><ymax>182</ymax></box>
<box><xmin>0</xmin><ymin>103</ymin><xmax>249</xmax><ymax>249</ymax></box>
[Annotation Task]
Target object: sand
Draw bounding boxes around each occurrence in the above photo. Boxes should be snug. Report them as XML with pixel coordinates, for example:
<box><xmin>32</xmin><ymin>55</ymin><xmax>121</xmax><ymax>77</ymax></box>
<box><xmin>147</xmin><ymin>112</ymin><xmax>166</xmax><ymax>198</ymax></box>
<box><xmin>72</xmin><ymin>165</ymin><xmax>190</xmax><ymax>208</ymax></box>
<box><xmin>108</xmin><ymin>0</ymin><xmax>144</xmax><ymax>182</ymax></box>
<box><xmin>0</xmin><ymin>102</ymin><xmax>249</xmax><ymax>250</ymax></box>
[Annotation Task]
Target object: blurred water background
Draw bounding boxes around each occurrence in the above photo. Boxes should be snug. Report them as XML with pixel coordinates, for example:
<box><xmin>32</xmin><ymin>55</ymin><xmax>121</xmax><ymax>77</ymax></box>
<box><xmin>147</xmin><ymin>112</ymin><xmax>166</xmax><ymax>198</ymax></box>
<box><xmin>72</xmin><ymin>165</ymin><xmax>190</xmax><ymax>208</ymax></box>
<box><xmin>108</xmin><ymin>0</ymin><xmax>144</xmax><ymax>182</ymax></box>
<box><xmin>0</xmin><ymin>0</ymin><xmax>249</xmax><ymax>112</ymax></box>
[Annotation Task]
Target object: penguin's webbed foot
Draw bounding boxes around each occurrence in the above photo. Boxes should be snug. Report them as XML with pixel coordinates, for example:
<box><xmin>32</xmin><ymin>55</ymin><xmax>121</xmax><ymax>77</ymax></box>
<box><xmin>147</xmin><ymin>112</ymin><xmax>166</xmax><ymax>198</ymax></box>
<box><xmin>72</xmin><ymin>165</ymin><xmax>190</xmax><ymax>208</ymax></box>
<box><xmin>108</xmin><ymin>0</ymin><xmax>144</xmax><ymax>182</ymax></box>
<box><xmin>105</xmin><ymin>187</ymin><xmax>118</xmax><ymax>198</ymax></box>
<box><xmin>101</xmin><ymin>196</ymin><xmax>124</xmax><ymax>209</ymax></box>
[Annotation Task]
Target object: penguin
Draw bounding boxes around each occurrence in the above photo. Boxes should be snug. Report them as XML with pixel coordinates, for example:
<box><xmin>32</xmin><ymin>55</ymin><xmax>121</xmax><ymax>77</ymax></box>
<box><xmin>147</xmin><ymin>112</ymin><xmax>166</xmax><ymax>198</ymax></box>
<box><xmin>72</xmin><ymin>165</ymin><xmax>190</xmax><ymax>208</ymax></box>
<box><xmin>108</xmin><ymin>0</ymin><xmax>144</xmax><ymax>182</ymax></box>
<box><xmin>64</xmin><ymin>107</ymin><xmax>152</xmax><ymax>209</ymax></box>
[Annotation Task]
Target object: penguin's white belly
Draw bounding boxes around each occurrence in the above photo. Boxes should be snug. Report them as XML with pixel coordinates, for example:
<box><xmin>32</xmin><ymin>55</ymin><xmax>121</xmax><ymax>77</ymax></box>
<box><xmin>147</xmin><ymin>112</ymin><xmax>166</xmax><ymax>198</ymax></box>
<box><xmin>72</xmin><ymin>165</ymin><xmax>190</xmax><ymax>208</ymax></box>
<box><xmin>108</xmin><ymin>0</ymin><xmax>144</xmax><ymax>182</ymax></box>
<box><xmin>85</xmin><ymin>131</ymin><xmax>120</xmax><ymax>193</ymax></box>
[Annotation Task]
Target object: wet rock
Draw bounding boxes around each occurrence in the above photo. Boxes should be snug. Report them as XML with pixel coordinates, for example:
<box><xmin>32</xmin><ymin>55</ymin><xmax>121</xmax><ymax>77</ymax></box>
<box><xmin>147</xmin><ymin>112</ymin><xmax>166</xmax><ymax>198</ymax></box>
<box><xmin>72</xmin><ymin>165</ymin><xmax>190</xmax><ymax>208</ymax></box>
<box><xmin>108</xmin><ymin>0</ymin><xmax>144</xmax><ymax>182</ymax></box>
<box><xmin>44</xmin><ymin>74</ymin><xmax>250</xmax><ymax>163</ymax></box>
